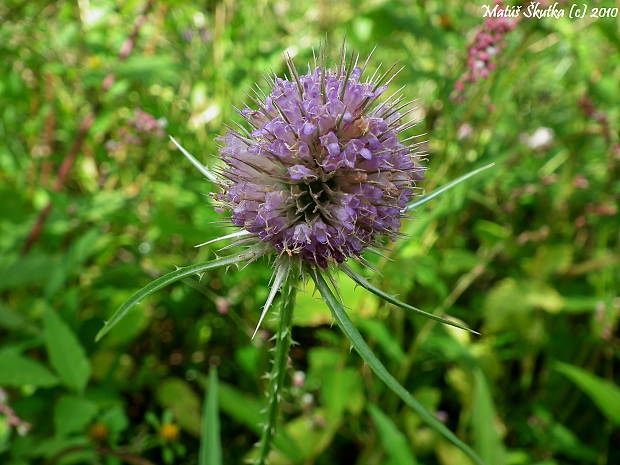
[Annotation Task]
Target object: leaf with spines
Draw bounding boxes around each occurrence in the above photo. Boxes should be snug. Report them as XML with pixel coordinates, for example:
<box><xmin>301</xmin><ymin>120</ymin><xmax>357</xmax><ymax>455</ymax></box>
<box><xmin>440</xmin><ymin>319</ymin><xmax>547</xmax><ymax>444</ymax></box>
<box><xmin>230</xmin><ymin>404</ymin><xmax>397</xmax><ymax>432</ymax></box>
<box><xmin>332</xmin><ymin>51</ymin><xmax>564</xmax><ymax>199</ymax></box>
<box><xmin>96</xmin><ymin>253</ymin><xmax>251</xmax><ymax>341</ymax></box>
<box><xmin>341</xmin><ymin>264</ymin><xmax>479</xmax><ymax>335</ymax></box>
<box><xmin>309</xmin><ymin>266</ymin><xmax>486</xmax><ymax>465</ymax></box>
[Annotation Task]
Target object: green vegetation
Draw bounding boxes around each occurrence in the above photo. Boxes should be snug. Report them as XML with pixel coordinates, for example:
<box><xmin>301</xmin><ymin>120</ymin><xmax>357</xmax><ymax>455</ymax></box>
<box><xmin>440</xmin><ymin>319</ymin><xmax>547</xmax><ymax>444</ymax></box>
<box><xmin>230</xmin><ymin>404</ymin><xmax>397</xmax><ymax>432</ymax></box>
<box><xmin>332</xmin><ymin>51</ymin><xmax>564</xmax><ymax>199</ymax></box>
<box><xmin>1</xmin><ymin>1</ymin><xmax>618</xmax><ymax>464</ymax></box>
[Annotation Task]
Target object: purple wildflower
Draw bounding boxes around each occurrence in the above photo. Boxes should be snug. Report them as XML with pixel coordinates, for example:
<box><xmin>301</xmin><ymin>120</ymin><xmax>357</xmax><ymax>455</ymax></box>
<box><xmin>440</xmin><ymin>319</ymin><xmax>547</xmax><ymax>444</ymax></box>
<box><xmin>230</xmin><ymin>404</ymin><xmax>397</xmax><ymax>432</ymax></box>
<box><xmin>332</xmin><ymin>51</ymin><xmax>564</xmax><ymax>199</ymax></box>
<box><xmin>453</xmin><ymin>1</ymin><xmax>517</xmax><ymax>98</ymax></box>
<box><xmin>214</xmin><ymin>46</ymin><xmax>425</xmax><ymax>269</ymax></box>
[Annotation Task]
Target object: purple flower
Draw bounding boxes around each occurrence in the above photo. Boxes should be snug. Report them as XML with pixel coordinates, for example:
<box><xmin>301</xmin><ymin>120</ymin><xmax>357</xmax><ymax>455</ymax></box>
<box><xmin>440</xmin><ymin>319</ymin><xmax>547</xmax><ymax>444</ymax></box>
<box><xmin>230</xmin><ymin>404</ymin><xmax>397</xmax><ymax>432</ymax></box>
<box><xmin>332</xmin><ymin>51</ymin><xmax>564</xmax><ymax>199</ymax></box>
<box><xmin>215</xmin><ymin>48</ymin><xmax>425</xmax><ymax>268</ymax></box>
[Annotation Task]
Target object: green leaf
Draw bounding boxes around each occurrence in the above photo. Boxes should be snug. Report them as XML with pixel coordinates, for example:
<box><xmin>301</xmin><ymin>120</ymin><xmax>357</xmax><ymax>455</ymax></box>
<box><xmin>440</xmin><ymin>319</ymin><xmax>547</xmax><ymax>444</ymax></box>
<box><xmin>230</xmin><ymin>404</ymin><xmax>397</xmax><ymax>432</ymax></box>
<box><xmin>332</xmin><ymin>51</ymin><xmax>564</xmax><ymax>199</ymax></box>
<box><xmin>405</xmin><ymin>163</ymin><xmax>494</xmax><ymax>212</ymax></box>
<box><xmin>115</xmin><ymin>55</ymin><xmax>181</xmax><ymax>84</ymax></box>
<box><xmin>200</xmin><ymin>367</ymin><xmax>222</xmax><ymax>465</ymax></box>
<box><xmin>484</xmin><ymin>279</ymin><xmax>564</xmax><ymax>333</ymax></box>
<box><xmin>44</xmin><ymin>309</ymin><xmax>91</xmax><ymax>393</ymax></box>
<box><xmin>99</xmin><ymin>405</ymin><xmax>130</xmax><ymax>444</ymax></box>
<box><xmin>368</xmin><ymin>403</ymin><xmax>418</xmax><ymax>465</ymax></box>
<box><xmin>356</xmin><ymin>318</ymin><xmax>406</xmax><ymax>363</ymax></box>
<box><xmin>0</xmin><ymin>253</ymin><xmax>60</xmax><ymax>291</ymax></box>
<box><xmin>217</xmin><ymin>381</ymin><xmax>262</xmax><ymax>428</ymax></box>
<box><xmin>95</xmin><ymin>253</ymin><xmax>251</xmax><ymax>341</ymax></box>
<box><xmin>472</xmin><ymin>369</ymin><xmax>506</xmax><ymax>465</ymax></box>
<box><xmin>0</xmin><ymin>301</ymin><xmax>39</xmax><ymax>334</ymax></box>
<box><xmin>321</xmin><ymin>367</ymin><xmax>360</xmax><ymax>420</ymax></box>
<box><xmin>554</xmin><ymin>362</ymin><xmax>620</xmax><ymax>426</ymax></box>
<box><xmin>341</xmin><ymin>264</ymin><xmax>479</xmax><ymax>335</ymax></box>
<box><xmin>156</xmin><ymin>378</ymin><xmax>202</xmax><ymax>437</ymax></box>
<box><xmin>0</xmin><ymin>351</ymin><xmax>58</xmax><ymax>387</ymax></box>
<box><xmin>54</xmin><ymin>395</ymin><xmax>98</xmax><ymax>437</ymax></box>
<box><xmin>216</xmin><ymin>381</ymin><xmax>303</xmax><ymax>462</ymax></box>
<box><xmin>309</xmin><ymin>268</ymin><xmax>486</xmax><ymax>465</ymax></box>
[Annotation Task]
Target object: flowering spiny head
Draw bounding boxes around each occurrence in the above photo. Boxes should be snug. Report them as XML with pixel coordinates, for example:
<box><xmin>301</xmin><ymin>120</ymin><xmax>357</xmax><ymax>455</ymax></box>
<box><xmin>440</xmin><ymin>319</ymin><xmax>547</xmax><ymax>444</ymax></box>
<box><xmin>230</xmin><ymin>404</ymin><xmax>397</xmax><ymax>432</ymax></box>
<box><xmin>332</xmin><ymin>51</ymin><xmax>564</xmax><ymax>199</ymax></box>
<box><xmin>214</xmin><ymin>44</ymin><xmax>425</xmax><ymax>269</ymax></box>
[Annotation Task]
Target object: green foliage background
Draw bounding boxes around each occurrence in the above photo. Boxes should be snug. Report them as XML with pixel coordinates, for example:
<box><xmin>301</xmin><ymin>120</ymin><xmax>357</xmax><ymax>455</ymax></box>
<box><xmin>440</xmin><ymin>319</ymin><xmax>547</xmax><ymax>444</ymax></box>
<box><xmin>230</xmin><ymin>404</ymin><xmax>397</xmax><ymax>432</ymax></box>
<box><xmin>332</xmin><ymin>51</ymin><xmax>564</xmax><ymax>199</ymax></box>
<box><xmin>0</xmin><ymin>0</ymin><xmax>619</xmax><ymax>464</ymax></box>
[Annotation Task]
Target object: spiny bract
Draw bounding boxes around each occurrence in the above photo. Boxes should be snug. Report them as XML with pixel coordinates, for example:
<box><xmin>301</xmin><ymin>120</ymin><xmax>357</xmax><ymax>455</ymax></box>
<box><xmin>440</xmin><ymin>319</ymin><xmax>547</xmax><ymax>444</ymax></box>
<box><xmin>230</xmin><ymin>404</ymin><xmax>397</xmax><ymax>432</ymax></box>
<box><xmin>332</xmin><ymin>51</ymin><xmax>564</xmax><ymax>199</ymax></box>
<box><xmin>214</xmin><ymin>46</ymin><xmax>425</xmax><ymax>269</ymax></box>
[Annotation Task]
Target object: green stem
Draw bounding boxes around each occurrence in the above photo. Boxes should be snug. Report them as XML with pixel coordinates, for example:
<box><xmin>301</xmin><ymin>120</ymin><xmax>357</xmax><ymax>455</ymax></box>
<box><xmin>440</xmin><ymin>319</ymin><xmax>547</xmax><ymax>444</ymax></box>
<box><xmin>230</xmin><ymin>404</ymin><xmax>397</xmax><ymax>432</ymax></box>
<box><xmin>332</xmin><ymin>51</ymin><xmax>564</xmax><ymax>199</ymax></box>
<box><xmin>254</xmin><ymin>275</ymin><xmax>296</xmax><ymax>465</ymax></box>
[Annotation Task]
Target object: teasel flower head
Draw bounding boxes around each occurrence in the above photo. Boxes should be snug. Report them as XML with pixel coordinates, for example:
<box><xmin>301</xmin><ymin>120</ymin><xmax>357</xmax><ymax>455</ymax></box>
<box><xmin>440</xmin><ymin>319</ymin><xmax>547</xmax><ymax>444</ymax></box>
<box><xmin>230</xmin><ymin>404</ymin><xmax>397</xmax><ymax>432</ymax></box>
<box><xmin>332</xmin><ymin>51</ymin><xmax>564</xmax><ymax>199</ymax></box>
<box><xmin>213</xmin><ymin>45</ymin><xmax>425</xmax><ymax>270</ymax></box>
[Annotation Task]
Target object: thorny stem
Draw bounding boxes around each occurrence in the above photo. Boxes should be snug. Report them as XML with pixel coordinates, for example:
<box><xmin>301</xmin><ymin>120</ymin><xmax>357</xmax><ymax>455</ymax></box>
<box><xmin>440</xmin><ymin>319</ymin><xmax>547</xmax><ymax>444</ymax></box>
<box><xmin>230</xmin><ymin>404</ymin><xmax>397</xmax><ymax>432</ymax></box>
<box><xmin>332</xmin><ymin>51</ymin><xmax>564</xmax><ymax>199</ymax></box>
<box><xmin>254</xmin><ymin>274</ymin><xmax>297</xmax><ymax>465</ymax></box>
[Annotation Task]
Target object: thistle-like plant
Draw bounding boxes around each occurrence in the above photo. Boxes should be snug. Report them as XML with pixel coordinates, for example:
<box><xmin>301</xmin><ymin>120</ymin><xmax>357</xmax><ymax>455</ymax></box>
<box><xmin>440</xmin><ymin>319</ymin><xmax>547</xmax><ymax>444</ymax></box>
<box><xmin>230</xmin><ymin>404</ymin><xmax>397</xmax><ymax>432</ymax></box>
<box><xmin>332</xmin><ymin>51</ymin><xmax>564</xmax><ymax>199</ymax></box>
<box><xmin>96</xmin><ymin>43</ymin><xmax>492</xmax><ymax>465</ymax></box>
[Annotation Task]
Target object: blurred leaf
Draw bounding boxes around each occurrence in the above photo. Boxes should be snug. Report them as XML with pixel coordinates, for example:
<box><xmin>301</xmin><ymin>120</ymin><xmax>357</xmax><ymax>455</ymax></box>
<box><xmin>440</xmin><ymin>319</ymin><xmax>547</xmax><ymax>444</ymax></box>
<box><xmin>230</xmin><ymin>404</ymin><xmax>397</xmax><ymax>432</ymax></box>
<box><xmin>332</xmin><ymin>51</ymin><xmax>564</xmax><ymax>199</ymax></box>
<box><xmin>217</xmin><ymin>380</ymin><xmax>262</xmax><ymax>429</ymax></box>
<box><xmin>442</xmin><ymin>249</ymin><xmax>479</xmax><ymax>275</ymax></box>
<box><xmin>99</xmin><ymin>405</ymin><xmax>130</xmax><ymax>444</ymax></box>
<box><xmin>484</xmin><ymin>279</ymin><xmax>564</xmax><ymax>332</ymax></box>
<box><xmin>0</xmin><ymin>301</ymin><xmax>39</xmax><ymax>334</ymax></box>
<box><xmin>0</xmin><ymin>253</ymin><xmax>60</xmax><ymax>291</ymax></box>
<box><xmin>472</xmin><ymin>368</ymin><xmax>506</xmax><ymax>465</ymax></box>
<box><xmin>30</xmin><ymin>436</ymin><xmax>92</xmax><ymax>460</ymax></box>
<box><xmin>44</xmin><ymin>227</ymin><xmax>101</xmax><ymax>297</ymax></box>
<box><xmin>200</xmin><ymin>367</ymin><xmax>222</xmax><ymax>465</ymax></box>
<box><xmin>368</xmin><ymin>403</ymin><xmax>417</xmax><ymax>465</ymax></box>
<box><xmin>217</xmin><ymin>381</ymin><xmax>302</xmax><ymax>462</ymax></box>
<box><xmin>532</xmin><ymin>407</ymin><xmax>597</xmax><ymax>462</ymax></box>
<box><xmin>235</xmin><ymin>345</ymin><xmax>260</xmax><ymax>376</ymax></box>
<box><xmin>554</xmin><ymin>362</ymin><xmax>620</xmax><ymax>426</ymax></box>
<box><xmin>562</xmin><ymin>297</ymin><xmax>604</xmax><ymax>314</ymax></box>
<box><xmin>473</xmin><ymin>220</ymin><xmax>510</xmax><ymax>247</ymax></box>
<box><xmin>44</xmin><ymin>308</ymin><xmax>91</xmax><ymax>393</ymax></box>
<box><xmin>436</xmin><ymin>439</ymin><xmax>475</xmax><ymax>465</ymax></box>
<box><xmin>103</xmin><ymin>303</ymin><xmax>150</xmax><ymax>346</ymax></box>
<box><xmin>522</xmin><ymin>244</ymin><xmax>573</xmax><ymax>279</ymax></box>
<box><xmin>54</xmin><ymin>395</ymin><xmax>98</xmax><ymax>437</ymax></box>
<box><xmin>322</xmin><ymin>367</ymin><xmax>360</xmax><ymax>420</ymax></box>
<box><xmin>356</xmin><ymin>317</ymin><xmax>406</xmax><ymax>363</ymax></box>
<box><xmin>115</xmin><ymin>55</ymin><xmax>181</xmax><ymax>84</ymax></box>
<box><xmin>82</xmin><ymin>191</ymin><xmax>127</xmax><ymax>223</ymax></box>
<box><xmin>156</xmin><ymin>378</ymin><xmax>201</xmax><ymax>437</ymax></box>
<box><xmin>0</xmin><ymin>351</ymin><xmax>58</xmax><ymax>388</ymax></box>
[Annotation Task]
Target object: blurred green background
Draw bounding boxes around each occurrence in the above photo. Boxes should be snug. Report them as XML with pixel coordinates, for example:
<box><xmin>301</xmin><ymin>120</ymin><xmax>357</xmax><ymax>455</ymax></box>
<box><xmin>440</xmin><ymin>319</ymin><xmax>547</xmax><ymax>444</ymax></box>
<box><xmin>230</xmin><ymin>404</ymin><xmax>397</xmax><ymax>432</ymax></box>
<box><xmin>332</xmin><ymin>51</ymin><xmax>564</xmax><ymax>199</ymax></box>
<box><xmin>1</xmin><ymin>0</ymin><xmax>619</xmax><ymax>464</ymax></box>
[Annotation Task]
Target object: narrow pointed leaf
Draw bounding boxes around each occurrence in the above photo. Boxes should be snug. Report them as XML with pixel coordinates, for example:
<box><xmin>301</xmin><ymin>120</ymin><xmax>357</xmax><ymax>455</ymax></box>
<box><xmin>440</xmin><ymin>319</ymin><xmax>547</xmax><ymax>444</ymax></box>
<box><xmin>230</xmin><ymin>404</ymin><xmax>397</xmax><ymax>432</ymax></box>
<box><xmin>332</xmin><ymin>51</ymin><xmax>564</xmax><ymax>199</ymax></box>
<box><xmin>406</xmin><ymin>163</ymin><xmax>495</xmax><ymax>212</ymax></box>
<box><xmin>472</xmin><ymin>368</ymin><xmax>506</xmax><ymax>465</ymax></box>
<box><xmin>200</xmin><ymin>366</ymin><xmax>222</xmax><ymax>465</ymax></box>
<box><xmin>170</xmin><ymin>136</ymin><xmax>218</xmax><ymax>182</ymax></box>
<box><xmin>555</xmin><ymin>362</ymin><xmax>620</xmax><ymax>426</ymax></box>
<box><xmin>341</xmin><ymin>264</ymin><xmax>479</xmax><ymax>335</ymax></box>
<box><xmin>96</xmin><ymin>253</ymin><xmax>249</xmax><ymax>341</ymax></box>
<box><xmin>252</xmin><ymin>259</ymin><xmax>291</xmax><ymax>338</ymax></box>
<box><xmin>195</xmin><ymin>230</ymin><xmax>251</xmax><ymax>248</ymax></box>
<box><xmin>368</xmin><ymin>403</ymin><xmax>418</xmax><ymax>465</ymax></box>
<box><xmin>310</xmin><ymin>267</ymin><xmax>486</xmax><ymax>465</ymax></box>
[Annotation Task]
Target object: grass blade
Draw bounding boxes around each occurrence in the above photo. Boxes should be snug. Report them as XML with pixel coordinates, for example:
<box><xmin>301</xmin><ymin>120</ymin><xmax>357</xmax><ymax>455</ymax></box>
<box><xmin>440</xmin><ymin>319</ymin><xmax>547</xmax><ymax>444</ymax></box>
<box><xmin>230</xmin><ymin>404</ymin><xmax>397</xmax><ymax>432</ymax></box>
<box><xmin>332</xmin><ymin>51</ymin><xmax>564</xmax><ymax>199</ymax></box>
<box><xmin>472</xmin><ymin>368</ymin><xmax>506</xmax><ymax>465</ymax></box>
<box><xmin>368</xmin><ymin>403</ymin><xmax>418</xmax><ymax>465</ymax></box>
<box><xmin>310</xmin><ymin>267</ymin><xmax>486</xmax><ymax>465</ymax></box>
<box><xmin>406</xmin><ymin>163</ymin><xmax>495</xmax><ymax>212</ymax></box>
<box><xmin>96</xmin><ymin>253</ymin><xmax>249</xmax><ymax>341</ymax></box>
<box><xmin>200</xmin><ymin>366</ymin><xmax>222</xmax><ymax>465</ymax></box>
<box><xmin>341</xmin><ymin>264</ymin><xmax>479</xmax><ymax>335</ymax></box>
<box><xmin>555</xmin><ymin>361</ymin><xmax>620</xmax><ymax>426</ymax></box>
